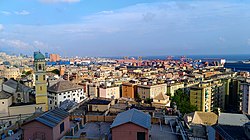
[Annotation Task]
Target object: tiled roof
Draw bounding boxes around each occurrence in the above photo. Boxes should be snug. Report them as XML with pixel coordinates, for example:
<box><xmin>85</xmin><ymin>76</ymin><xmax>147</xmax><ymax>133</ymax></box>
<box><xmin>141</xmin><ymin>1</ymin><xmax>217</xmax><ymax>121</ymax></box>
<box><xmin>213</xmin><ymin>125</ymin><xmax>249</xmax><ymax>140</ymax></box>
<box><xmin>218</xmin><ymin>113</ymin><xmax>249</xmax><ymax>126</ymax></box>
<box><xmin>111</xmin><ymin>108</ymin><xmax>151</xmax><ymax>129</ymax></box>
<box><xmin>88</xmin><ymin>99</ymin><xmax>111</xmax><ymax>105</ymax></box>
<box><xmin>184</xmin><ymin>111</ymin><xmax>218</xmax><ymax>125</ymax></box>
<box><xmin>154</xmin><ymin>93</ymin><xmax>169</xmax><ymax>100</ymax></box>
<box><xmin>0</xmin><ymin>90</ymin><xmax>12</xmax><ymax>99</ymax></box>
<box><xmin>48</xmin><ymin>80</ymin><xmax>83</xmax><ymax>93</ymax></box>
<box><xmin>3</xmin><ymin>79</ymin><xmax>32</xmax><ymax>93</ymax></box>
<box><xmin>23</xmin><ymin>108</ymin><xmax>69</xmax><ymax>128</ymax></box>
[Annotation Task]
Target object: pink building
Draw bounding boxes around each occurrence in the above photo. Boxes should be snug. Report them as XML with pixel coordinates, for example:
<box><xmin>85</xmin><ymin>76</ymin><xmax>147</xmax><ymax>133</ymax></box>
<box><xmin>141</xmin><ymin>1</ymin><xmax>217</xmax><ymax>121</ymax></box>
<box><xmin>22</xmin><ymin>108</ymin><xmax>70</xmax><ymax>140</ymax></box>
<box><xmin>50</xmin><ymin>54</ymin><xmax>60</xmax><ymax>62</ymax></box>
<box><xmin>99</xmin><ymin>86</ymin><xmax>120</xmax><ymax>99</ymax></box>
<box><xmin>111</xmin><ymin>109</ymin><xmax>151</xmax><ymax>140</ymax></box>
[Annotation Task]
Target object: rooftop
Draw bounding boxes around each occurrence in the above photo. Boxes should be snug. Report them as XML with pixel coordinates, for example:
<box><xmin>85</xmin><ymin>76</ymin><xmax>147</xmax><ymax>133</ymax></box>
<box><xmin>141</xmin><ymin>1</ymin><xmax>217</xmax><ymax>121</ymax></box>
<box><xmin>0</xmin><ymin>90</ymin><xmax>12</xmax><ymax>99</ymax></box>
<box><xmin>23</xmin><ymin>108</ymin><xmax>69</xmax><ymax>128</ymax></box>
<box><xmin>184</xmin><ymin>111</ymin><xmax>218</xmax><ymax>125</ymax></box>
<box><xmin>213</xmin><ymin>124</ymin><xmax>249</xmax><ymax>140</ymax></box>
<box><xmin>34</xmin><ymin>51</ymin><xmax>45</xmax><ymax>60</ymax></box>
<box><xmin>88</xmin><ymin>99</ymin><xmax>111</xmax><ymax>105</ymax></box>
<box><xmin>218</xmin><ymin>113</ymin><xmax>249</xmax><ymax>126</ymax></box>
<box><xmin>3</xmin><ymin>79</ymin><xmax>32</xmax><ymax>93</ymax></box>
<box><xmin>48</xmin><ymin>80</ymin><xmax>83</xmax><ymax>93</ymax></box>
<box><xmin>111</xmin><ymin>108</ymin><xmax>151</xmax><ymax>129</ymax></box>
<box><xmin>154</xmin><ymin>93</ymin><xmax>169</xmax><ymax>100</ymax></box>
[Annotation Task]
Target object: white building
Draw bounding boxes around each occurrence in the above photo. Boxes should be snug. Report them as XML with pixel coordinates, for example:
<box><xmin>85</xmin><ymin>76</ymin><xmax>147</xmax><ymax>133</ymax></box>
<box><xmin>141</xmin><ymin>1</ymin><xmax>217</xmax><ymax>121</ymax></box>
<box><xmin>47</xmin><ymin>80</ymin><xmax>86</xmax><ymax>110</ymax></box>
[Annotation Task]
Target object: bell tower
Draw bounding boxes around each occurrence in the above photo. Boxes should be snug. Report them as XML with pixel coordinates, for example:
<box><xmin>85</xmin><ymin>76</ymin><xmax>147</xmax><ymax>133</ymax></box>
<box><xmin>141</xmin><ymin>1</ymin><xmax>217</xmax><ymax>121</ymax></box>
<box><xmin>34</xmin><ymin>51</ymin><xmax>48</xmax><ymax>111</ymax></box>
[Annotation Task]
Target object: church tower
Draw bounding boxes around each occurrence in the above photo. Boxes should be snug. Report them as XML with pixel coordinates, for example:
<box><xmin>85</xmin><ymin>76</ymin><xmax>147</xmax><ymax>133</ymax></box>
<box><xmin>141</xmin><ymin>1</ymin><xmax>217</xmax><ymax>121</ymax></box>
<box><xmin>34</xmin><ymin>51</ymin><xmax>48</xmax><ymax>111</ymax></box>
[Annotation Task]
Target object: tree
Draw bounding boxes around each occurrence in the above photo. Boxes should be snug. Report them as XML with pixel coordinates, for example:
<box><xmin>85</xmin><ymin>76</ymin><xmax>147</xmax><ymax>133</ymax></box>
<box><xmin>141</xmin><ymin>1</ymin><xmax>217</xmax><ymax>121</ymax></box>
<box><xmin>50</xmin><ymin>69</ymin><xmax>60</xmax><ymax>75</ymax></box>
<box><xmin>135</xmin><ymin>93</ymin><xmax>142</xmax><ymax>102</ymax></box>
<box><xmin>145</xmin><ymin>98</ymin><xmax>153</xmax><ymax>104</ymax></box>
<box><xmin>171</xmin><ymin>89</ymin><xmax>197</xmax><ymax>114</ymax></box>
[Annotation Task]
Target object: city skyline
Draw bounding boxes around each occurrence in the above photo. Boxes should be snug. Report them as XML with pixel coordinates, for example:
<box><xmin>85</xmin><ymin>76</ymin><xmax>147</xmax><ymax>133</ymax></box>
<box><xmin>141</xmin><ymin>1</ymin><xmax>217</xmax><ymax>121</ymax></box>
<box><xmin>1</xmin><ymin>0</ymin><xmax>250</xmax><ymax>56</ymax></box>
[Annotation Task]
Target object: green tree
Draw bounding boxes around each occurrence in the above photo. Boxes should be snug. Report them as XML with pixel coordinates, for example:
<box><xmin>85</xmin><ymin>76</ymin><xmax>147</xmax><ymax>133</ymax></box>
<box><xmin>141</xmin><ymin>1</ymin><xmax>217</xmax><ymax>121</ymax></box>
<box><xmin>135</xmin><ymin>93</ymin><xmax>142</xmax><ymax>102</ymax></box>
<box><xmin>171</xmin><ymin>89</ymin><xmax>197</xmax><ymax>114</ymax></box>
<box><xmin>50</xmin><ymin>69</ymin><xmax>60</xmax><ymax>75</ymax></box>
<box><xmin>145</xmin><ymin>98</ymin><xmax>153</xmax><ymax>104</ymax></box>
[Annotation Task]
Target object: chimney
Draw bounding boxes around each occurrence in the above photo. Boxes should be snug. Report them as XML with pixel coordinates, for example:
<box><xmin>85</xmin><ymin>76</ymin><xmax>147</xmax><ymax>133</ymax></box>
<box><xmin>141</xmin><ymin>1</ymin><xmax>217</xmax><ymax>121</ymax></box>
<box><xmin>217</xmin><ymin>108</ymin><xmax>221</xmax><ymax>116</ymax></box>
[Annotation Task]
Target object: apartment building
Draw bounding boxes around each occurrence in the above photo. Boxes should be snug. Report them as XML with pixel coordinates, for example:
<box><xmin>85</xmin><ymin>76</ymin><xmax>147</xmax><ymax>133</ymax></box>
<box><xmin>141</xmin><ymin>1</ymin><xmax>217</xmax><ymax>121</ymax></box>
<box><xmin>240</xmin><ymin>78</ymin><xmax>250</xmax><ymax>114</ymax></box>
<box><xmin>99</xmin><ymin>85</ymin><xmax>120</xmax><ymax>99</ymax></box>
<box><xmin>47</xmin><ymin>80</ymin><xmax>86</xmax><ymax>110</ymax></box>
<box><xmin>122</xmin><ymin>82</ymin><xmax>137</xmax><ymax>99</ymax></box>
<box><xmin>137</xmin><ymin>83</ymin><xmax>167</xmax><ymax>100</ymax></box>
<box><xmin>190</xmin><ymin>84</ymin><xmax>212</xmax><ymax>112</ymax></box>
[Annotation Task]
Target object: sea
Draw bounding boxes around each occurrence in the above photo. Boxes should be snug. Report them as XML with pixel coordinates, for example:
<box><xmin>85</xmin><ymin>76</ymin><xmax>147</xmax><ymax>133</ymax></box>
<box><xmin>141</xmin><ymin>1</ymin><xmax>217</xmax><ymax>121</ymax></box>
<box><xmin>107</xmin><ymin>54</ymin><xmax>250</xmax><ymax>72</ymax></box>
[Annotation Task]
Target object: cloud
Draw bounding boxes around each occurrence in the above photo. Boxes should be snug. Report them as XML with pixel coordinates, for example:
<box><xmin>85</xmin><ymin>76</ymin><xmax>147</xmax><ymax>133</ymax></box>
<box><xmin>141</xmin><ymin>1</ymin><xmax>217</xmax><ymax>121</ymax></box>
<box><xmin>0</xmin><ymin>39</ymin><xmax>51</xmax><ymax>54</ymax></box>
<box><xmin>2</xmin><ymin>1</ymin><xmax>250</xmax><ymax>56</ymax></box>
<box><xmin>1</xmin><ymin>11</ymin><xmax>11</xmax><ymax>15</ymax></box>
<box><xmin>0</xmin><ymin>24</ymin><xmax>3</xmax><ymax>32</ymax></box>
<box><xmin>33</xmin><ymin>40</ymin><xmax>50</xmax><ymax>50</ymax></box>
<box><xmin>39</xmin><ymin>0</ymin><xmax>80</xmax><ymax>3</ymax></box>
<box><xmin>0</xmin><ymin>39</ymin><xmax>32</xmax><ymax>50</ymax></box>
<box><xmin>218</xmin><ymin>37</ymin><xmax>226</xmax><ymax>43</ymax></box>
<box><xmin>98</xmin><ymin>11</ymin><xmax>114</xmax><ymax>14</ymax></box>
<box><xmin>247</xmin><ymin>39</ymin><xmax>250</xmax><ymax>46</ymax></box>
<box><xmin>14</xmin><ymin>10</ymin><xmax>30</xmax><ymax>15</ymax></box>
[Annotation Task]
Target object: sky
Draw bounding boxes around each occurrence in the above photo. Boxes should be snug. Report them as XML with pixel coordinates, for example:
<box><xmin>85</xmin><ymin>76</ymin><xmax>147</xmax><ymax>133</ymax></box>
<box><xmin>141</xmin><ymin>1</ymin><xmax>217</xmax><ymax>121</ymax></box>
<box><xmin>1</xmin><ymin>0</ymin><xmax>250</xmax><ymax>57</ymax></box>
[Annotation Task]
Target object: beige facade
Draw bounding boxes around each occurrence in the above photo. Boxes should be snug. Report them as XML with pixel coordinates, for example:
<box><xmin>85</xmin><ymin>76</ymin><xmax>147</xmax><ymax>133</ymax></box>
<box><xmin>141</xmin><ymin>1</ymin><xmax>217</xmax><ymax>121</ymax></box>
<box><xmin>167</xmin><ymin>83</ymin><xmax>185</xmax><ymax>96</ymax></box>
<box><xmin>99</xmin><ymin>86</ymin><xmax>120</xmax><ymax>99</ymax></box>
<box><xmin>88</xmin><ymin>104</ymin><xmax>111</xmax><ymax>112</ymax></box>
<box><xmin>0</xmin><ymin>67</ymin><xmax>21</xmax><ymax>79</ymax></box>
<box><xmin>137</xmin><ymin>84</ymin><xmax>167</xmax><ymax>100</ymax></box>
<box><xmin>9</xmin><ymin>104</ymin><xmax>46</xmax><ymax>116</ymax></box>
<box><xmin>0</xmin><ymin>96</ymin><xmax>12</xmax><ymax>117</ymax></box>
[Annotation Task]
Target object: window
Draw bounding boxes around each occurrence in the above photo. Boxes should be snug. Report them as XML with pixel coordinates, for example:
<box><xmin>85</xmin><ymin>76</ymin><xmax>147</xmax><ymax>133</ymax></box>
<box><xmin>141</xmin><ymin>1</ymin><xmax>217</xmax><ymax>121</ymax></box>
<box><xmin>64</xmin><ymin>96</ymin><xmax>66</xmax><ymax>99</ymax></box>
<box><xmin>2</xmin><ymin>102</ymin><xmax>4</xmax><ymax>104</ymax></box>
<box><xmin>55</xmin><ymin>102</ymin><xmax>57</xmax><ymax>105</ymax></box>
<box><xmin>68</xmin><ymin>95</ymin><xmax>70</xmax><ymax>98</ymax></box>
<box><xmin>38</xmin><ymin>64</ymin><xmax>42</xmax><ymax>70</ymax></box>
<box><xmin>43</xmin><ymin>75</ymin><xmax>46</xmax><ymax>81</ymax></box>
<box><xmin>137</xmin><ymin>132</ymin><xmax>145</xmax><ymax>140</ymax></box>
<box><xmin>40</xmin><ymin>86</ymin><xmax>42</xmax><ymax>90</ymax></box>
<box><xmin>50</xmin><ymin>100</ymin><xmax>52</xmax><ymax>104</ymax></box>
<box><xmin>36</xmin><ymin>75</ymin><xmax>38</xmax><ymax>80</ymax></box>
<box><xmin>60</xmin><ymin>122</ymin><xmax>65</xmax><ymax>134</ymax></box>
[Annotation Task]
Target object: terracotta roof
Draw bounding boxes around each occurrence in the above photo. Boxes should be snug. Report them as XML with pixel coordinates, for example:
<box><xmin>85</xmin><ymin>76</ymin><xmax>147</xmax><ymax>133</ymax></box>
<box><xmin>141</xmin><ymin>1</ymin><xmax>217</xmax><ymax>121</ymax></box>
<box><xmin>154</xmin><ymin>93</ymin><xmax>169</xmax><ymax>100</ymax></box>
<box><xmin>184</xmin><ymin>111</ymin><xmax>218</xmax><ymax>125</ymax></box>
<box><xmin>48</xmin><ymin>80</ymin><xmax>83</xmax><ymax>93</ymax></box>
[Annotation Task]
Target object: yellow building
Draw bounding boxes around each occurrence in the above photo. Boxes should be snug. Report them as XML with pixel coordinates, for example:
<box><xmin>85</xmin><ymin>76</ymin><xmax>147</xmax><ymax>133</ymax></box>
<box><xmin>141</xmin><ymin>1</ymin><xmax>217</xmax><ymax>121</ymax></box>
<box><xmin>34</xmin><ymin>52</ymin><xmax>48</xmax><ymax>111</ymax></box>
<box><xmin>0</xmin><ymin>67</ymin><xmax>21</xmax><ymax>79</ymax></box>
<box><xmin>190</xmin><ymin>84</ymin><xmax>212</xmax><ymax>112</ymax></box>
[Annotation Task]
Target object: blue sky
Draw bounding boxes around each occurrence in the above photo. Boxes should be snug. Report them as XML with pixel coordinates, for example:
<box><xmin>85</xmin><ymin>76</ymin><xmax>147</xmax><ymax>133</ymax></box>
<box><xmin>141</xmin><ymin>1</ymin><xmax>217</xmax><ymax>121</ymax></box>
<box><xmin>1</xmin><ymin>0</ymin><xmax>250</xmax><ymax>57</ymax></box>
